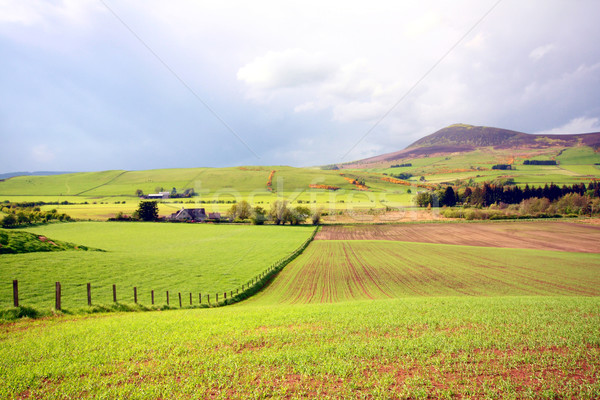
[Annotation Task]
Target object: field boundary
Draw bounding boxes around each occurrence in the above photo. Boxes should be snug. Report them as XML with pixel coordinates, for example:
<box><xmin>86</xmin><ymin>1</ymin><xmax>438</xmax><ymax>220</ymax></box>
<box><xmin>1</xmin><ymin>225</ymin><xmax>320</xmax><ymax>321</ymax></box>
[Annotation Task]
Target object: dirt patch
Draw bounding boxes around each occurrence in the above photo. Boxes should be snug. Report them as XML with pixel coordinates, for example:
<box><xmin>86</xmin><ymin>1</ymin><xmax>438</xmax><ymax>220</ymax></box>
<box><xmin>316</xmin><ymin>221</ymin><xmax>600</xmax><ymax>253</ymax></box>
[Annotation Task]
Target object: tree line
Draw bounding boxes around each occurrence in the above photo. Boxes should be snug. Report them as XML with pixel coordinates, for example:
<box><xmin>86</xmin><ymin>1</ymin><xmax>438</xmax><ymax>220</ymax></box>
<box><xmin>228</xmin><ymin>200</ymin><xmax>321</xmax><ymax>225</ymax></box>
<box><xmin>1</xmin><ymin>204</ymin><xmax>73</xmax><ymax>228</ymax></box>
<box><xmin>417</xmin><ymin>181</ymin><xmax>600</xmax><ymax>208</ymax></box>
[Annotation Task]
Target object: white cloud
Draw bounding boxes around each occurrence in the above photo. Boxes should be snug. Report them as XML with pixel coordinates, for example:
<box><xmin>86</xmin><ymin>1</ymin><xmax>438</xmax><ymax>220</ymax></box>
<box><xmin>465</xmin><ymin>32</ymin><xmax>486</xmax><ymax>49</ymax></box>
<box><xmin>404</xmin><ymin>12</ymin><xmax>442</xmax><ymax>37</ymax></box>
<box><xmin>529</xmin><ymin>44</ymin><xmax>556</xmax><ymax>61</ymax></box>
<box><xmin>332</xmin><ymin>101</ymin><xmax>390</xmax><ymax>123</ymax></box>
<box><xmin>0</xmin><ymin>0</ymin><xmax>102</xmax><ymax>27</ymax></box>
<box><xmin>535</xmin><ymin>117</ymin><xmax>600</xmax><ymax>135</ymax></box>
<box><xmin>237</xmin><ymin>49</ymin><xmax>337</xmax><ymax>90</ymax></box>
<box><xmin>31</xmin><ymin>144</ymin><xmax>56</xmax><ymax>163</ymax></box>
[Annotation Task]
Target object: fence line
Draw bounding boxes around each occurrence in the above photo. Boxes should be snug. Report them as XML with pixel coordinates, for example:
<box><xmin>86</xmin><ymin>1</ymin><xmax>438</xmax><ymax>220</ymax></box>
<box><xmin>8</xmin><ymin>226</ymin><xmax>319</xmax><ymax>311</ymax></box>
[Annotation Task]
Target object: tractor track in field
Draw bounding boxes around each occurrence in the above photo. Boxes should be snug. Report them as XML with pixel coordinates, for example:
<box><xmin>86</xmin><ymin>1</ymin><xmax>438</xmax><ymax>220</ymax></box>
<box><xmin>75</xmin><ymin>171</ymin><xmax>128</xmax><ymax>196</ymax></box>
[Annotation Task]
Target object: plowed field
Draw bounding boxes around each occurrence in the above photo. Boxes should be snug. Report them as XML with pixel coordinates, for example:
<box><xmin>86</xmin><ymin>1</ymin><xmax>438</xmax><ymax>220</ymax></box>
<box><xmin>254</xmin><ymin>241</ymin><xmax>600</xmax><ymax>304</ymax></box>
<box><xmin>316</xmin><ymin>221</ymin><xmax>600</xmax><ymax>253</ymax></box>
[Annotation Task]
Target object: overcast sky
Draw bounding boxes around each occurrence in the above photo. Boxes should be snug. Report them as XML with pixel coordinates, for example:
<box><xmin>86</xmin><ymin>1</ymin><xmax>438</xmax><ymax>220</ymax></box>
<box><xmin>1</xmin><ymin>0</ymin><xmax>600</xmax><ymax>173</ymax></box>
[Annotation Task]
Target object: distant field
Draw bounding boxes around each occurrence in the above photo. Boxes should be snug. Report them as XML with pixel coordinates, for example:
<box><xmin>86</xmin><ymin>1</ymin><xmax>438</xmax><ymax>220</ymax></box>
<box><xmin>2</xmin><ymin>151</ymin><xmax>599</xmax><ymax>221</ymax></box>
<box><xmin>0</xmin><ymin>166</ymin><xmax>415</xmax><ymax>219</ymax></box>
<box><xmin>2</xmin><ymin>297</ymin><xmax>598</xmax><ymax>399</ymax></box>
<box><xmin>368</xmin><ymin>145</ymin><xmax>600</xmax><ymax>185</ymax></box>
<box><xmin>252</xmin><ymin>240</ymin><xmax>600</xmax><ymax>304</ymax></box>
<box><xmin>0</xmin><ymin>222</ymin><xmax>314</xmax><ymax>310</ymax></box>
<box><xmin>316</xmin><ymin>221</ymin><xmax>600</xmax><ymax>253</ymax></box>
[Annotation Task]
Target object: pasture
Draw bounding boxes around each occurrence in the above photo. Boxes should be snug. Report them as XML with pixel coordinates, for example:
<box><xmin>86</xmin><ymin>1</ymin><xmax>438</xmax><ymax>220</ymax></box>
<box><xmin>2</xmin><ymin>156</ymin><xmax>600</xmax><ymax>221</ymax></box>
<box><xmin>0</xmin><ymin>222</ymin><xmax>315</xmax><ymax>310</ymax></box>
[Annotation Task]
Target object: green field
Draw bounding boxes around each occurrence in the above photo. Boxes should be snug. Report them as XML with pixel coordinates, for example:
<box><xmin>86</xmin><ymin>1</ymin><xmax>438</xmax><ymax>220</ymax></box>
<box><xmin>2</xmin><ymin>297</ymin><xmax>598</xmax><ymax>399</ymax></box>
<box><xmin>0</xmin><ymin>223</ymin><xmax>315</xmax><ymax>310</ymax></box>
<box><xmin>0</xmin><ymin>166</ymin><xmax>413</xmax><ymax>219</ymax></box>
<box><xmin>368</xmin><ymin>146</ymin><xmax>600</xmax><ymax>185</ymax></box>
<box><xmin>2</xmin><ymin>146</ymin><xmax>599</xmax><ymax>221</ymax></box>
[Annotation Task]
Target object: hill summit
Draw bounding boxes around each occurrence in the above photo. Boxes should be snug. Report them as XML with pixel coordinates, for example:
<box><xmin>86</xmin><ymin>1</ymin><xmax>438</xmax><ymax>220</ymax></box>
<box><xmin>342</xmin><ymin>123</ymin><xmax>600</xmax><ymax>167</ymax></box>
<box><xmin>407</xmin><ymin>124</ymin><xmax>529</xmax><ymax>149</ymax></box>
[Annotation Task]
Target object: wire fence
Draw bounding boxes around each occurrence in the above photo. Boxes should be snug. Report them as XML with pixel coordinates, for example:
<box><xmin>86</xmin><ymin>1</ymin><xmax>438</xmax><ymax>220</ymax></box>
<box><xmin>8</xmin><ymin>226</ymin><xmax>319</xmax><ymax>312</ymax></box>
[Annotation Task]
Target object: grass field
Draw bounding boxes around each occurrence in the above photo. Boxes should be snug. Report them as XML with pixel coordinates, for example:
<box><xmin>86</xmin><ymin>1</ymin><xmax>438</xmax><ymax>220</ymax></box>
<box><xmin>1</xmin><ymin>148</ymin><xmax>599</xmax><ymax>221</ymax></box>
<box><xmin>1</xmin><ymin>297</ymin><xmax>598</xmax><ymax>399</ymax></box>
<box><xmin>0</xmin><ymin>222</ymin><xmax>315</xmax><ymax>310</ymax></box>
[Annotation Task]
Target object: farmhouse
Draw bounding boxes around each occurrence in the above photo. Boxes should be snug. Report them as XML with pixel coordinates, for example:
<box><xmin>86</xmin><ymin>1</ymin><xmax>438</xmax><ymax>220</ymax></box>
<box><xmin>169</xmin><ymin>208</ymin><xmax>207</xmax><ymax>221</ymax></box>
<box><xmin>167</xmin><ymin>208</ymin><xmax>222</xmax><ymax>222</ymax></box>
<box><xmin>147</xmin><ymin>191</ymin><xmax>171</xmax><ymax>199</ymax></box>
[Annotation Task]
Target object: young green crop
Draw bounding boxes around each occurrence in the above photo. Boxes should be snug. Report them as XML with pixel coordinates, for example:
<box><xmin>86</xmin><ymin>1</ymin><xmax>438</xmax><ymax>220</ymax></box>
<box><xmin>251</xmin><ymin>240</ymin><xmax>600</xmax><ymax>304</ymax></box>
<box><xmin>1</xmin><ymin>297</ymin><xmax>598</xmax><ymax>399</ymax></box>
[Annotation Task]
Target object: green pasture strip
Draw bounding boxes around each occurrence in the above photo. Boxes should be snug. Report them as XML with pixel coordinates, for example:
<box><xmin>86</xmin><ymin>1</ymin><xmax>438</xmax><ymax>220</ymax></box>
<box><xmin>251</xmin><ymin>240</ymin><xmax>600</xmax><ymax>304</ymax></box>
<box><xmin>559</xmin><ymin>164</ymin><xmax>600</xmax><ymax>176</ymax></box>
<box><xmin>0</xmin><ymin>222</ymin><xmax>314</xmax><ymax>311</ymax></box>
<box><xmin>557</xmin><ymin>147</ymin><xmax>600</xmax><ymax>165</ymax></box>
<box><xmin>1</xmin><ymin>296</ymin><xmax>598</xmax><ymax>399</ymax></box>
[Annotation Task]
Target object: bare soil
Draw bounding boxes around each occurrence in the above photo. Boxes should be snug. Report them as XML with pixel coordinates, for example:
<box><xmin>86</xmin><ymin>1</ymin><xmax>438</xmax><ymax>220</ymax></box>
<box><xmin>316</xmin><ymin>221</ymin><xmax>600</xmax><ymax>253</ymax></box>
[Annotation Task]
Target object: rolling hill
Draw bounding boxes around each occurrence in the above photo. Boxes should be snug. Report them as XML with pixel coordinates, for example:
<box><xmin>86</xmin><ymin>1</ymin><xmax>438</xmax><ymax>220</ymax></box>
<box><xmin>342</xmin><ymin>123</ymin><xmax>600</xmax><ymax>168</ymax></box>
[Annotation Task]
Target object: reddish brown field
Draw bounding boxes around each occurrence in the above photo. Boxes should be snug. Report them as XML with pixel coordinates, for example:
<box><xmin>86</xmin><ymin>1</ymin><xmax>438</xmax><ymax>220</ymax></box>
<box><xmin>316</xmin><ymin>221</ymin><xmax>600</xmax><ymax>253</ymax></box>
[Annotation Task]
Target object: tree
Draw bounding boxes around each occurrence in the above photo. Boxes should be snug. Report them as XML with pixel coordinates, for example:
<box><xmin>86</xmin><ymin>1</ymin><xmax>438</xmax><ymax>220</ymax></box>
<box><xmin>442</xmin><ymin>186</ymin><xmax>457</xmax><ymax>207</ymax></box>
<box><xmin>290</xmin><ymin>206</ymin><xmax>310</xmax><ymax>225</ymax></box>
<box><xmin>415</xmin><ymin>191</ymin><xmax>433</xmax><ymax>207</ymax></box>
<box><xmin>1</xmin><ymin>214</ymin><xmax>16</xmax><ymax>228</ymax></box>
<box><xmin>269</xmin><ymin>200</ymin><xmax>289</xmax><ymax>225</ymax></box>
<box><xmin>136</xmin><ymin>201</ymin><xmax>158</xmax><ymax>221</ymax></box>
<box><xmin>250</xmin><ymin>206</ymin><xmax>267</xmax><ymax>225</ymax></box>
<box><xmin>135</xmin><ymin>189</ymin><xmax>144</xmax><ymax>197</ymax></box>
<box><xmin>228</xmin><ymin>200</ymin><xmax>252</xmax><ymax>221</ymax></box>
<box><xmin>311</xmin><ymin>207</ymin><xmax>322</xmax><ymax>225</ymax></box>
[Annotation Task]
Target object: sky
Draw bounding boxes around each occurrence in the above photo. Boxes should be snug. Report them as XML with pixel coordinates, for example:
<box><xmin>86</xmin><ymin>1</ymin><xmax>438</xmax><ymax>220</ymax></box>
<box><xmin>1</xmin><ymin>0</ymin><xmax>600</xmax><ymax>173</ymax></box>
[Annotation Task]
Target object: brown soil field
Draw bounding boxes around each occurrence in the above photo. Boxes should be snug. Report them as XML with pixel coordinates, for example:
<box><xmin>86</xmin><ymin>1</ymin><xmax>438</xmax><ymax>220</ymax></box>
<box><xmin>316</xmin><ymin>221</ymin><xmax>600</xmax><ymax>253</ymax></box>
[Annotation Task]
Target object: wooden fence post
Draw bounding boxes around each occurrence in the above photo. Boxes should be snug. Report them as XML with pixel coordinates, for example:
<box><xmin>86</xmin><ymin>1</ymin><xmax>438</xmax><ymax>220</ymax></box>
<box><xmin>224</xmin><ymin>292</ymin><xmax>227</xmax><ymax>300</ymax></box>
<box><xmin>113</xmin><ymin>284</ymin><xmax>117</xmax><ymax>303</ymax></box>
<box><xmin>216</xmin><ymin>293</ymin><xmax>218</xmax><ymax>303</ymax></box>
<box><xmin>151</xmin><ymin>290</ymin><xmax>155</xmax><ymax>305</ymax></box>
<box><xmin>189</xmin><ymin>293</ymin><xmax>192</xmax><ymax>306</ymax></box>
<box><xmin>13</xmin><ymin>280</ymin><xmax>18</xmax><ymax>308</ymax></box>
<box><xmin>207</xmin><ymin>294</ymin><xmax>210</xmax><ymax>304</ymax></box>
<box><xmin>199</xmin><ymin>293</ymin><xmax>202</xmax><ymax>304</ymax></box>
<box><xmin>134</xmin><ymin>287</ymin><xmax>138</xmax><ymax>304</ymax></box>
<box><xmin>178</xmin><ymin>292</ymin><xmax>182</xmax><ymax>308</ymax></box>
<box><xmin>166</xmin><ymin>291</ymin><xmax>170</xmax><ymax>305</ymax></box>
<box><xmin>87</xmin><ymin>283</ymin><xmax>91</xmax><ymax>306</ymax></box>
<box><xmin>55</xmin><ymin>282</ymin><xmax>61</xmax><ymax>311</ymax></box>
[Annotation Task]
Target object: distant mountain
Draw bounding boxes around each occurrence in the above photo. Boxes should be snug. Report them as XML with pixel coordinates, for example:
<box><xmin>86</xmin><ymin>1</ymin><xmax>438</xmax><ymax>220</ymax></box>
<box><xmin>342</xmin><ymin>123</ymin><xmax>600</xmax><ymax>167</ymax></box>
<box><xmin>0</xmin><ymin>171</ymin><xmax>76</xmax><ymax>180</ymax></box>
